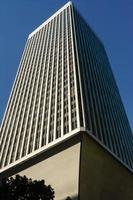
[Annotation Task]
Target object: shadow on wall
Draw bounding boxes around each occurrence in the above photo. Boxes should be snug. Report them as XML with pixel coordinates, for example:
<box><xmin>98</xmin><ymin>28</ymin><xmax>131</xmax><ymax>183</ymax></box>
<box><xmin>72</xmin><ymin>196</ymin><xmax>78</xmax><ymax>200</ymax></box>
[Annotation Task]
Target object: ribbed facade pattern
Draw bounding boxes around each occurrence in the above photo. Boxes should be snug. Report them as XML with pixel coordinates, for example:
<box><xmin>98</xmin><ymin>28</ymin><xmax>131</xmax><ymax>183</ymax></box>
<box><xmin>0</xmin><ymin>2</ymin><xmax>133</xmax><ymax>172</ymax></box>
<box><xmin>0</xmin><ymin>3</ymin><xmax>80</xmax><ymax>169</ymax></box>
<box><xmin>72</xmin><ymin>7</ymin><xmax>133</xmax><ymax>169</ymax></box>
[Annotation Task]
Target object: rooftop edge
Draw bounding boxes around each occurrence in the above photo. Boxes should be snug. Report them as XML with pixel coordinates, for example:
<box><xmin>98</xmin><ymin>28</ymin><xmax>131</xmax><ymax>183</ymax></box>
<box><xmin>28</xmin><ymin>1</ymin><xmax>72</xmax><ymax>39</ymax></box>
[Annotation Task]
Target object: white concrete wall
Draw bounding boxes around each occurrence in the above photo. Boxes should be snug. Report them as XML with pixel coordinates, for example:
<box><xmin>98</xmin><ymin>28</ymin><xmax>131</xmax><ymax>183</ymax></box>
<box><xmin>19</xmin><ymin>142</ymin><xmax>81</xmax><ymax>200</ymax></box>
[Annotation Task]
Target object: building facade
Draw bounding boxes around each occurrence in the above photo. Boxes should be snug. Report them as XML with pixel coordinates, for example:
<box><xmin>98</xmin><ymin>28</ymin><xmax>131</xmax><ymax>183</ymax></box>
<box><xmin>0</xmin><ymin>2</ymin><xmax>80</xmax><ymax>170</ymax></box>
<box><xmin>0</xmin><ymin>2</ymin><xmax>133</xmax><ymax>199</ymax></box>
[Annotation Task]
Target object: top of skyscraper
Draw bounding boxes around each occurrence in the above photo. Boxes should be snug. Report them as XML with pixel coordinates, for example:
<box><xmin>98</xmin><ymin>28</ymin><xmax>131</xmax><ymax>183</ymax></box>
<box><xmin>28</xmin><ymin>1</ymin><xmax>72</xmax><ymax>39</ymax></box>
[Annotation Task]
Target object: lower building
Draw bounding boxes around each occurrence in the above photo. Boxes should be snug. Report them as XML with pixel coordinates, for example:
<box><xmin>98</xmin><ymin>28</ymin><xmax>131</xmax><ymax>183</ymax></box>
<box><xmin>1</xmin><ymin>131</ymin><xmax>133</xmax><ymax>200</ymax></box>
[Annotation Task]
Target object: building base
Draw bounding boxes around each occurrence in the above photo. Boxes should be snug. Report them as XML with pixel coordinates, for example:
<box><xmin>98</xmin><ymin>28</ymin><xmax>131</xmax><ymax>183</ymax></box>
<box><xmin>1</xmin><ymin>132</ymin><xmax>133</xmax><ymax>199</ymax></box>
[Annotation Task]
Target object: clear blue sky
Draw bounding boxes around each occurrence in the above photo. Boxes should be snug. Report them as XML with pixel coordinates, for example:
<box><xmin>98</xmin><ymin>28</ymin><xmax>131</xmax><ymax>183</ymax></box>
<box><xmin>0</xmin><ymin>0</ymin><xmax>133</xmax><ymax>131</ymax></box>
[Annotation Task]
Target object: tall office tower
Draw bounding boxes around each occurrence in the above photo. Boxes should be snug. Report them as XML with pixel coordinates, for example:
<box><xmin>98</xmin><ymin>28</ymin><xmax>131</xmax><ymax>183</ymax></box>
<box><xmin>0</xmin><ymin>2</ymin><xmax>133</xmax><ymax>199</ymax></box>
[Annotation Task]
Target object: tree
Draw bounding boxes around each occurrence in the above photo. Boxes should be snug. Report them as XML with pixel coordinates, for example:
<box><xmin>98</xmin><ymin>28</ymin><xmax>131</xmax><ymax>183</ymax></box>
<box><xmin>0</xmin><ymin>174</ymin><xmax>55</xmax><ymax>200</ymax></box>
<box><xmin>66</xmin><ymin>197</ymin><xmax>72</xmax><ymax>200</ymax></box>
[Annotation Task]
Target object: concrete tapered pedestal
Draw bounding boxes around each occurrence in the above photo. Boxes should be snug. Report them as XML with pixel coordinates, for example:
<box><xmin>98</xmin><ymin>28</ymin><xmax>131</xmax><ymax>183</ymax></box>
<box><xmin>1</xmin><ymin>132</ymin><xmax>133</xmax><ymax>200</ymax></box>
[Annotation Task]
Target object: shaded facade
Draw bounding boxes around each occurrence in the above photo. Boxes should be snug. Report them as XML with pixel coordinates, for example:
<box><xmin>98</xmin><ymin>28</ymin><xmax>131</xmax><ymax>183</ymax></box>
<box><xmin>72</xmin><ymin>6</ymin><xmax>133</xmax><ymax>169</ymax></box>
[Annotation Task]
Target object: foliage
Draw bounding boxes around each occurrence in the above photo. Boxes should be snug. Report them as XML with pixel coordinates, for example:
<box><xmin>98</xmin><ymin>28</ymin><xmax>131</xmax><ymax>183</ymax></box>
<box><xmin>66</xmin><ymin>197</ymin><xmax>72</xmax><ymax>200</ymax></box>
<box><xmin>0</xmin><ymin>174</ymin><xmax>54</xmax><ymax>200</ymax></box>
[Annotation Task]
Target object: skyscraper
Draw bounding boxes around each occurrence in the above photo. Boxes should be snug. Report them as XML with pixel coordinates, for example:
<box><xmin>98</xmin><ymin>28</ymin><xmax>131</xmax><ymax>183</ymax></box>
<box><xmin>0</xmin><ymin>2</ymin><xmax>133</xmax><ymax>199</ymax></box>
